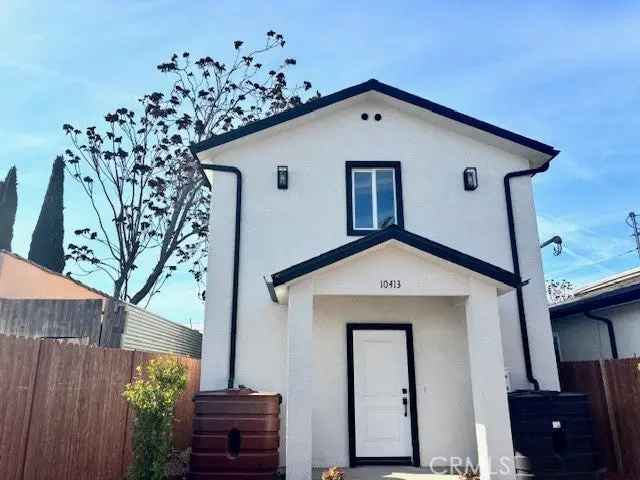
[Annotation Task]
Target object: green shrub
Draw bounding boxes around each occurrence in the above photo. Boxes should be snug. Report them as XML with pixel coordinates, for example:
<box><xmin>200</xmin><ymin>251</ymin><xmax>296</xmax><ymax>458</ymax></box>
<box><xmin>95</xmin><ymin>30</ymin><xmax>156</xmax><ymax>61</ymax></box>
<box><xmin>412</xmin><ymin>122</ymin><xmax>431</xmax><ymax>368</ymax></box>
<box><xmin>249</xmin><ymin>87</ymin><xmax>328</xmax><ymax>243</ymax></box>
<box><xmin>123</xmin><ymin>357</ymin><xmax>188</xmax><ymax>480</ymax></box>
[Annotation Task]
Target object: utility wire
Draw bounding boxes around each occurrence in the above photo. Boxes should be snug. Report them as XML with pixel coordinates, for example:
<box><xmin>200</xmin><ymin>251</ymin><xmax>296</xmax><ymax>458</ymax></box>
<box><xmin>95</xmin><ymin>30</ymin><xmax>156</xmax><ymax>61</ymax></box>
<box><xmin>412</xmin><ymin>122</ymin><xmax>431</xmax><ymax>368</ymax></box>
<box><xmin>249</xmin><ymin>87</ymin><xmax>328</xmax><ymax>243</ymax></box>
<box><xmin>546</xmin><ymin>248</ymin><xmax>636</xmax><ymax>277</ymax></box>
<box><xmin>626</xmin><ymin>212</ymin><xmax>640</xmax><ymax>260</ymax></box>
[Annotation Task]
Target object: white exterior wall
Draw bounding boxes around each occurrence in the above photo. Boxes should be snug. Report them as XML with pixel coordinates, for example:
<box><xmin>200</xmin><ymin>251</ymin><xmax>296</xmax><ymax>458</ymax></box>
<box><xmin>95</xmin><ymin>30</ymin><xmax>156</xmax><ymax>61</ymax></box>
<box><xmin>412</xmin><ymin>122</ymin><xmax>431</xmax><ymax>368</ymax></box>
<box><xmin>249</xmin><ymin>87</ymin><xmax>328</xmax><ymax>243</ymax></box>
<box><xmin>552</xmin><ymin>301</ymin><xmax>640</xmax><ymax>361</ymax></box>
<box><xmin>200</xmin><ymin>171</ymin><xmax>238</xmax><ymax>389</ymax></box>
<box><xmin>503</xmin><ymin>175</ymin><xmax>560</xmax><ymax>390</ymax></box>
<box><xmin>313</xmin><ymin>296</ymin><xmax>475</xmax><ymax>468</ymax></box>
<box><xmin>198</xmin><ymin>92</ymin><xmax>558</xmax><ymax>467</ymax></box>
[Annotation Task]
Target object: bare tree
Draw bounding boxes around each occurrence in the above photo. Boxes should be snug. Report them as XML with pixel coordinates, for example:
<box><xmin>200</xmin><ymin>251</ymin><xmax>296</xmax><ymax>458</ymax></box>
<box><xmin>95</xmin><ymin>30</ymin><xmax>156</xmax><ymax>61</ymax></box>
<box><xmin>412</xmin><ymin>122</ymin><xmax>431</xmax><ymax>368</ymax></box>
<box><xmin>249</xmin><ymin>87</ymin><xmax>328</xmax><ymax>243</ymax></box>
<box><xmin>545</xmin><ymin>278</ymin><xmax>575</xmax><ymax>304</ymax></box>
<box><xmin>63</xmin><ymin>31</ymin><xmax>318</xmax><ymax>304</ymax></box>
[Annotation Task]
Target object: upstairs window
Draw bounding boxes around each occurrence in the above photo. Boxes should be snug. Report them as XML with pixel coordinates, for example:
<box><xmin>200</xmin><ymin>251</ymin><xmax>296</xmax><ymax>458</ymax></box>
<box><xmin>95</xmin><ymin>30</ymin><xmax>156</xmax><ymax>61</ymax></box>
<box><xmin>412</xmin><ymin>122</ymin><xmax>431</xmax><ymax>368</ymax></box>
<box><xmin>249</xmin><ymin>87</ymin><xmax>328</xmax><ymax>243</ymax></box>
<box><xmin>346</xmin><ymin>161</ymin><xmax>404</xmax><ymax>236</ymax></box>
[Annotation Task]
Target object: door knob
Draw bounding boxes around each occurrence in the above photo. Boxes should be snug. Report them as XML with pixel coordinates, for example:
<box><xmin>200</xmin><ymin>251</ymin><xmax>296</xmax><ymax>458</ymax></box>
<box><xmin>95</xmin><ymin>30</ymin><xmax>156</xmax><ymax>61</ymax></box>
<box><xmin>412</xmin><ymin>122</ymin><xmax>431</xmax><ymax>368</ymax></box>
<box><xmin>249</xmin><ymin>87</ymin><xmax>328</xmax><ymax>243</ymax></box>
<box><xmin>402</xmin><ymin>397</ymin><xmax>408</xmax><ymax>417</ymax></box>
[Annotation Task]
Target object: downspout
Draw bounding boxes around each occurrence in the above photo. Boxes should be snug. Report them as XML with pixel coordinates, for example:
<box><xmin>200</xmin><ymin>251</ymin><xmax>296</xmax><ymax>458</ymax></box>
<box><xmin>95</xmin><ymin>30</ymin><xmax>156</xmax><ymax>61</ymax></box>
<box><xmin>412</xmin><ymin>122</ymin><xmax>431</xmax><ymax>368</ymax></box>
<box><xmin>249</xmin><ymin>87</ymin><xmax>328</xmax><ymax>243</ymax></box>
<box><xmin>584</xmin><ymin>311</ymin><xmax>618</xmax><ymax>359</ymax></box>
<box><xmin>199</xmin><ymin>163</ymin><xmax>242</xmax><ymax>389</ymax></box>
<box><xmin>504</xmin><ymin>161</ymin><xmax>552</xmax><ymax>391</ymax></box>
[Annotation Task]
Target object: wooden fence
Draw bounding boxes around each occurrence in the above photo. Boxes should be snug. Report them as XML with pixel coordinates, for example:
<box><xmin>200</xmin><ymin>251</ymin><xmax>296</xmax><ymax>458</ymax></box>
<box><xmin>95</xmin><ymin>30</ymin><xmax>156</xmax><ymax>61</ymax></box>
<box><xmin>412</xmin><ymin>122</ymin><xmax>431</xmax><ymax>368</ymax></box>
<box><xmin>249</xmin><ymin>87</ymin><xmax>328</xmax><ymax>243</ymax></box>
<box><xmin>0</xmin><ymin>298</ymin><xmax>127</xmax><ymax>348</ymax></box>
<box><xmin>0</xmin><ymin>298</ymin><xmax>104</xmax><ymax>344</ymax></box>
<box><xmin>559</xmin><ymin>358</ymin><xmax>640</xmax><ymax>477</ymax></box>
<box><xmin>0</xmin><ymin>334</ymin><xmax>200</xmax><ymax>480</ymax></box>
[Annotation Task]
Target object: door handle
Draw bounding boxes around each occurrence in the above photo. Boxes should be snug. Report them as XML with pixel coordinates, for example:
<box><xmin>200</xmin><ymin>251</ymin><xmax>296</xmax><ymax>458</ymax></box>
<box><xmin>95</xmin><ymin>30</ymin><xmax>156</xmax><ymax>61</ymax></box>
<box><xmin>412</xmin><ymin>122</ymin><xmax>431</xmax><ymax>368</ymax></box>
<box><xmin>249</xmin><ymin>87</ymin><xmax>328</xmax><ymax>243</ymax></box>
<box><xmin>402</xmin><ymin>397</ymin><xmax>408</xmax><ymax>417</ymax></box>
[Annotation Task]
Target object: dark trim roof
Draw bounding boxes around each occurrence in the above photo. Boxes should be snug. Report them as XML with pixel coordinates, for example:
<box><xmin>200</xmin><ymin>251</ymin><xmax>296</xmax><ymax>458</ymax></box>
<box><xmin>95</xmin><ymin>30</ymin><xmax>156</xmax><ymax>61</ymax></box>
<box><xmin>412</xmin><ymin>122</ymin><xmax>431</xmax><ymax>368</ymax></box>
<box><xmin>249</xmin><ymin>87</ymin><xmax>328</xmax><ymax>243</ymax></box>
<box><xmin>191</xmin><ymin>79</ymin><xmax>559</xmax><ymax>158</ymax></box>
<box><xmin>270</xmin><ymin>225</ymin><xmax>520</xmax><ymax>288</ymax></box>
<box><xmin>549</xmin><ymin>283</ymin><xmax>640</xmax><ymax>318</ymax></box>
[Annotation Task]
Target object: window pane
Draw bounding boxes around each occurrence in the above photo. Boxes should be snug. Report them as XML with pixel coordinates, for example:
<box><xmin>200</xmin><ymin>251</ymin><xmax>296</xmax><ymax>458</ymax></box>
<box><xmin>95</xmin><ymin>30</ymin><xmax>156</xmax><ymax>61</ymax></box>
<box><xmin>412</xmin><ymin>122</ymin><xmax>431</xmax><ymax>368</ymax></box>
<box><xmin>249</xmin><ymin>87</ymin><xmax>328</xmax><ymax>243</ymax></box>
<box><xmin>376</xmin><ymin>169</ymin><xmax>396</xmax><ymax>228</ymax></box>
<box><xmin>353</xmin><ymin>171</ymin><xmax>373</xmax><ymax>229</ymax></box>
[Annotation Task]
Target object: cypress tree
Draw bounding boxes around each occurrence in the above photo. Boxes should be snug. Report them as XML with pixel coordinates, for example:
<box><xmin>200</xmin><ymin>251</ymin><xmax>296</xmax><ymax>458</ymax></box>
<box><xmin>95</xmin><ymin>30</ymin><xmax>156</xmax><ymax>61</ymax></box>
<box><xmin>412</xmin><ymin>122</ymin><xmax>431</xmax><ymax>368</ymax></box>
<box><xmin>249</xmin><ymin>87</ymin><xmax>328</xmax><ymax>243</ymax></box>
<box><xmin>29</xmin><ymin>157</ymin><xmax>65</xmax><ymax>272</ymax></box>
<box><xmin>0</xmin><ymin>166</ymin><xmax>17</xmax><ymax>251</ymax></box>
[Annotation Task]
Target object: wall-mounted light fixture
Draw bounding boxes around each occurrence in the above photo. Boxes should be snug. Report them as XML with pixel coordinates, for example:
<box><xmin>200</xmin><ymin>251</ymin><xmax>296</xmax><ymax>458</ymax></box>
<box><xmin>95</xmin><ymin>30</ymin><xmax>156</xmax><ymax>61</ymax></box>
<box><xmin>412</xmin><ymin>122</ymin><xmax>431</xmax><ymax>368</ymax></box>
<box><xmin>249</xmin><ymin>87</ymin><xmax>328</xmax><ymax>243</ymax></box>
<box><xmin>463</xmin><ymin>167</ymin><xmax>478</xmax><ymax>191</ymax></box>
<box><xmin>277</xmin><ymin>165</ymin><xmax>288</xmax><ymax>190</ymax></box>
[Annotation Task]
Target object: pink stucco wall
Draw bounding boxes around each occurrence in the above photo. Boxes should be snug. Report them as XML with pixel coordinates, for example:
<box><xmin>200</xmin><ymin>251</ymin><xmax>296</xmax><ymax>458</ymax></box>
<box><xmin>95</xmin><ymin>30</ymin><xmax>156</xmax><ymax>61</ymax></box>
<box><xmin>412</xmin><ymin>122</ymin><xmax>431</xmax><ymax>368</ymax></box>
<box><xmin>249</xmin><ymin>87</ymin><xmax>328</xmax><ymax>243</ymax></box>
<box><xmin>0</xmin><ymin>252</ymin><xmax>105</xmax><ymax>300</ymax></box>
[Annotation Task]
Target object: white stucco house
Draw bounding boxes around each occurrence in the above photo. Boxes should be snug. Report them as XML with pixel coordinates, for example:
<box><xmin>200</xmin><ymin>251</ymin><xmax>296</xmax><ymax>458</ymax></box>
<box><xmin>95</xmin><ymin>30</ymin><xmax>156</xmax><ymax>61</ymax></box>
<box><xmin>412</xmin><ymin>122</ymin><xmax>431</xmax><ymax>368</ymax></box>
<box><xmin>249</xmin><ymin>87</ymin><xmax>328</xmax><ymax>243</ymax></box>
<box><xmin>551</xmin><ymin>267</ymin><xmax>640</xmax><ymax>361</ymax></box>
<box><xmin>190</xmin><ymin>79</ymin><xmax>561</xmax><ymax>480</ymax></box>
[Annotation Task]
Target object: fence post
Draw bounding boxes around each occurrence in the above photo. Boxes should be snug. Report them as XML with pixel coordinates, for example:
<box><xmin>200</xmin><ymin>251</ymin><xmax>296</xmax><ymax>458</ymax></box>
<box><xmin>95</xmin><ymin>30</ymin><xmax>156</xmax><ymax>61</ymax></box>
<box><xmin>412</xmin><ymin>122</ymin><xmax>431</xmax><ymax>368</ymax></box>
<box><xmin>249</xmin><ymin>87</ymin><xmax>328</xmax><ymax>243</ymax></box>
<box><xmin>599</xmin><ymin>359</ymin><xmax>624</xmax><ymax>473</ymax></box>
<box><xmin>18</xmin><ymin>339</ymin><xmax>43</xmax><ymax>480</ymax></box>
<box><xmin>120</xmin><ymin>350</ymin><xmax>137</xmax><ymax>479</ymax></box>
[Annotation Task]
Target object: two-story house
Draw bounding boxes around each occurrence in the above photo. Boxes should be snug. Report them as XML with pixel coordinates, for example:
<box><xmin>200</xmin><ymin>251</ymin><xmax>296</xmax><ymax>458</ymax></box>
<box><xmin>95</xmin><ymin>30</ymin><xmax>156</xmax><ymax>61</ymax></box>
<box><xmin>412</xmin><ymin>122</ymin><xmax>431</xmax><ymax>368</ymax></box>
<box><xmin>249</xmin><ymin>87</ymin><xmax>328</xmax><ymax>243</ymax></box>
<box><xmin>191</xmin><ymin>80</ymin><xmax>560</xmax><ymax>480</ymax></box>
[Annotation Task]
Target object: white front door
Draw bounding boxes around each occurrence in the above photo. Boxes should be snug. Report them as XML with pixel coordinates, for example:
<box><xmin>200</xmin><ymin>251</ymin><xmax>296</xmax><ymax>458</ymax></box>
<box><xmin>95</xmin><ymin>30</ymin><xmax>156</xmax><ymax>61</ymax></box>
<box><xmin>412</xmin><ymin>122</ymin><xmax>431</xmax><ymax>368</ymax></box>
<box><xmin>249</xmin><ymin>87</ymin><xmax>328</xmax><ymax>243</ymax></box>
<box><xmin>353</xmin><ymin>328</ymin><xmax>413</xmax><ymax>460</ymax></box>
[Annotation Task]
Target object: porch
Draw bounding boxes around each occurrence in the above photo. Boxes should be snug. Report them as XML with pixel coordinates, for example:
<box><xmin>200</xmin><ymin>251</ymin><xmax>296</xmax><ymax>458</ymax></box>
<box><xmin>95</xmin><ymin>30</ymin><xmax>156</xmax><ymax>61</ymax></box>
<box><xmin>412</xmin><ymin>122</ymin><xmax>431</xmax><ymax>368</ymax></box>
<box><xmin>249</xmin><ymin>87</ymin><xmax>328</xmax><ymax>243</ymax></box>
<box><xmin>268</xmin><ymin>227</ymin><xmax>520</xmax><ymax>480</ymax></box>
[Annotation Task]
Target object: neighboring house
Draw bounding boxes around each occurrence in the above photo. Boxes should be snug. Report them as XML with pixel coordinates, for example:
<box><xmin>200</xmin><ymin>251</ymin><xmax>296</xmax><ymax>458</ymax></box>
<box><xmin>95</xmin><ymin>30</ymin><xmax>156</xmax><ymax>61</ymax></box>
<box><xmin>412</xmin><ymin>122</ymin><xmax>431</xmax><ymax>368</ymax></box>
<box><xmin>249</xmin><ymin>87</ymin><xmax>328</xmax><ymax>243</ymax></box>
<box><xmin>0</xmin><ymin>250</ymin><xmax>202</xmax><ymax>357</ymax></box>
<box><xmin>191</xmin><ymin>79</ymin><xmax>560</xmax><ymax>479</ymax></box>
<box><xmin>550</xmin><ymin>266</ymin><xmax>640</xmax><ymax>362</ymax></box>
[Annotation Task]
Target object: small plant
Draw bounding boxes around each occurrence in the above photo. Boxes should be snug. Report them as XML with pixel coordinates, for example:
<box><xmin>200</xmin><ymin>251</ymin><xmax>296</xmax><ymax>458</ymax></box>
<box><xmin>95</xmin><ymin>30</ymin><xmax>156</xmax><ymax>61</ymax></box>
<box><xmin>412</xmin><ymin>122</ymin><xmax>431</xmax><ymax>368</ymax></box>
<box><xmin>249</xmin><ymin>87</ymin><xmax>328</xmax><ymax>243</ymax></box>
<box><xmin>459</xmin><ymin>471</ymin><xmax>480</xmax><ymax>480</ymax></box>
<box><xmin>321</xmin><ymin>466</ymin><xmax>344</xmax><ymax>480</ymax></box>
<box><xmin>166</xmin><ymin>448</ymin><xmax>190</xmax><ymax>479</ymax></box>
<box><xmin>123</xmin><ymin>357</ymin><xmax>188</xmax><ymax>480</ymax></box>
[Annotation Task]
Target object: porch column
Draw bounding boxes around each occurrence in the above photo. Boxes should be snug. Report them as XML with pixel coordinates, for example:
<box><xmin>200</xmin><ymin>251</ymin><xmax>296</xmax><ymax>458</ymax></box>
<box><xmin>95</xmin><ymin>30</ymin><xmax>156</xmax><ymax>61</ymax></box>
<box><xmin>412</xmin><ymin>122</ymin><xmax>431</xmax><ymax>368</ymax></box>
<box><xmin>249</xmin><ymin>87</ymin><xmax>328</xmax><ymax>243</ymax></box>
<box><xmin>286</xmin><ymin>277</ymin><xmax>314</xmax><ymax>480</ymax></box>
<box><xmin>465</xmin><ymin>279</ymin><xmax>515</xmax><ymax>480</ymax></box>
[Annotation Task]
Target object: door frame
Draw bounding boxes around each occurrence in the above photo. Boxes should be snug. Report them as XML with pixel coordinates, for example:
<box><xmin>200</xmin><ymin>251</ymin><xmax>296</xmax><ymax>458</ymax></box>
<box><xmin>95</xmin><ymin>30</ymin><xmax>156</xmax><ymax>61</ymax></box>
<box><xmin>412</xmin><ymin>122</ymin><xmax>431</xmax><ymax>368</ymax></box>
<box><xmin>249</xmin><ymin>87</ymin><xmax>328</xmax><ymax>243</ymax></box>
<box><xmin>346</xmin><ymin>323</ymin><xmax>421</xmax><ymax>467</ymax></box>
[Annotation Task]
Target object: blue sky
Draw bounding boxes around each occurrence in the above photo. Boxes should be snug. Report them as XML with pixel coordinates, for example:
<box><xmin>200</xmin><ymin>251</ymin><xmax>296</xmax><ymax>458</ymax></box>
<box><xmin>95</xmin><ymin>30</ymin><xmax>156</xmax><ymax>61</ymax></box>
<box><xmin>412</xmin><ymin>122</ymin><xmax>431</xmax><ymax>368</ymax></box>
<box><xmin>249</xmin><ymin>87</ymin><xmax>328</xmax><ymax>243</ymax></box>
<box><xmin>2</xmin><ymin>1</ymin><xmax>640</xmax><ymax>329</ymax></box>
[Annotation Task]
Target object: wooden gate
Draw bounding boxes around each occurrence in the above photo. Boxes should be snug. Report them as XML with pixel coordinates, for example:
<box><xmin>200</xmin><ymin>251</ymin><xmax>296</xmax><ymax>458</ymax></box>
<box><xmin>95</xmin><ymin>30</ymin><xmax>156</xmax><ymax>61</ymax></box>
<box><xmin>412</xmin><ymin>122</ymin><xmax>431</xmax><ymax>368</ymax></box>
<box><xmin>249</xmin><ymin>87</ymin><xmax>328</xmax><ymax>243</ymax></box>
<box><xmin>559</xmin><ymin>359</ymin><xmax>640</xmax><ymax>477</ymax></box>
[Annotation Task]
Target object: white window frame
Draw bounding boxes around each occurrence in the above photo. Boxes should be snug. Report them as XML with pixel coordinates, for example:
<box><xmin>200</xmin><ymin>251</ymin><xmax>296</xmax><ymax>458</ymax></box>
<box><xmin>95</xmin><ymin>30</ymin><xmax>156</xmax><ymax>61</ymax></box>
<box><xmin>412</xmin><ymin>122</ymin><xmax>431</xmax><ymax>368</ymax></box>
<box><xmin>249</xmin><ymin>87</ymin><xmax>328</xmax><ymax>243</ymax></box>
<box><xmin>351</xmin><ymin>167</ymin><xmax>398</xmax><ymax>231</ymax></box>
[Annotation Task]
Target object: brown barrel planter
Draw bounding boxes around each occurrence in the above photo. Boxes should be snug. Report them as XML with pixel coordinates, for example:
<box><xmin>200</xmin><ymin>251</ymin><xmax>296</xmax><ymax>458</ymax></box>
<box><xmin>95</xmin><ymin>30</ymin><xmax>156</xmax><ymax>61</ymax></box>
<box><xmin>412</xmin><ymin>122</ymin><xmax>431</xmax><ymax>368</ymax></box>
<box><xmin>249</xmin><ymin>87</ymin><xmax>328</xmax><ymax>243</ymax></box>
<box><xmin>189</xmin><ymin>388</ymin><xmax>282</xmax><ymax>480</ymax></box>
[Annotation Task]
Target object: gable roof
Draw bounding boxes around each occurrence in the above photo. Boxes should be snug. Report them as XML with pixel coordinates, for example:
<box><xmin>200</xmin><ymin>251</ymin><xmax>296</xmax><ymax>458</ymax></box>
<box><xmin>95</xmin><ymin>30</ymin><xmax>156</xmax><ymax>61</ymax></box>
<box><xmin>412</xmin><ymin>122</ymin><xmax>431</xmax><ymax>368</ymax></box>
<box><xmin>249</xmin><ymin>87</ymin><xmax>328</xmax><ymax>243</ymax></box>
<box><xmin>191</xmin><ymin>79</ymin><xmax>559</xmax><ymax>161</ymax></box>
<box><xmin>270</xmin><ymin>224</ymin><xmax>521</xmax><ymax>290</ymax></box>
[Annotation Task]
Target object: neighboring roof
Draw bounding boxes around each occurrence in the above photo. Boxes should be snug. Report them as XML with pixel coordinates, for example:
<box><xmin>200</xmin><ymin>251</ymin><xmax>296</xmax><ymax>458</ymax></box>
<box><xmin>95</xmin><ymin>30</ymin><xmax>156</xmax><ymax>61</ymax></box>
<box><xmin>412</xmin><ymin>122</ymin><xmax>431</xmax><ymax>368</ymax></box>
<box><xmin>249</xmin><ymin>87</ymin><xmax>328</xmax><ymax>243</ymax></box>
<box><xmin>270</xmin><ymin>224</ymin><xmax>521</xmax><ymax>289</ymax></box>
<box><xmin>549</xmin><ymin>266</ymin><xmax>640</xmax><ymax>318</ymax></box>
<box><xmin>0</xmin><ymin>249</ymin><xmax>111</xmax><ymax>299</ymax></box>
<box><xmin>550</xmin><ymin>282</ymin><xmax>640</xmax><ymax>318</ymax></box>
<box><xmin>1</xmin><ymin>250</ymin><xmax>202</xmax><ymax>337</ymax></box>
<box><xmin>191</xmin><ymin>79</ymin><xmax>559</xmax><ymax>159</ymax></box>
<box><xmin>572</xmin><ymin>265</ymin><xmax>640</xmax><ymax>298</ymax></box>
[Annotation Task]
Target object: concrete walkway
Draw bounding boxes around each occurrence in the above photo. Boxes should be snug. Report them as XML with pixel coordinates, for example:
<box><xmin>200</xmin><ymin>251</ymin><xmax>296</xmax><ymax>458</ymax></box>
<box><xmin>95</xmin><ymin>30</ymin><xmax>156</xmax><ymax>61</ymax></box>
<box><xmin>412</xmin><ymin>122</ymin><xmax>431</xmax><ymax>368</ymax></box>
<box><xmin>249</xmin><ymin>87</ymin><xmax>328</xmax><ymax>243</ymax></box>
<box><xmin>312</xmin><ymin>466</ymin><xmax>458</xmax><ymax>479</ymax></box>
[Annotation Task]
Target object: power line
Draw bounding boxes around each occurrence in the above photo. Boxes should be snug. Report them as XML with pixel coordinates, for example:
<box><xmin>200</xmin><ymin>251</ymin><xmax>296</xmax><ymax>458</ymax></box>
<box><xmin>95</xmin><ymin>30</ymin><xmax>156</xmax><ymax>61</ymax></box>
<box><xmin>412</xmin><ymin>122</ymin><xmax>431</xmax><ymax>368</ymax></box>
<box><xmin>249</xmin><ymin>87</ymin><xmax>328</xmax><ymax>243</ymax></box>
<box><xmin>546</xmin><ymin>248</ymin><xmax>636</xmax><ymax>277</ymax></box>
<box><xmin>626</xmin><ymin>212</ymin><xmax>640</xmax><ymax>260</ymax></box>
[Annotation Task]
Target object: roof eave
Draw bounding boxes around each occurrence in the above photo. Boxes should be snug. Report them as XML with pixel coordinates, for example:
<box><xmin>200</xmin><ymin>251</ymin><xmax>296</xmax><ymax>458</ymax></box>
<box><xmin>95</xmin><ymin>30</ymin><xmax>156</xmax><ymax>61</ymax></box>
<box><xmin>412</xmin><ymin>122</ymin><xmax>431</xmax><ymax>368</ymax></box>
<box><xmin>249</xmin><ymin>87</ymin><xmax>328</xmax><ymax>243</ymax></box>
<box><xmin>189</xmin><ymin>146</ymin><xmax>212</xmax><ymax>189</ymax></box>
<box><xmin>549</xmin><ymin>284</ymin><xmax>640</xmax><ymax>318</ymax></box>
<box><xmin>270</xmin><ymin>225</ymin><xmax>521</xmax><ymax>294</ymax></box>
<box><xmin>190</xmin><ymin>79</ymin><xmax>559</xmax><ymax>161</ymax></box>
